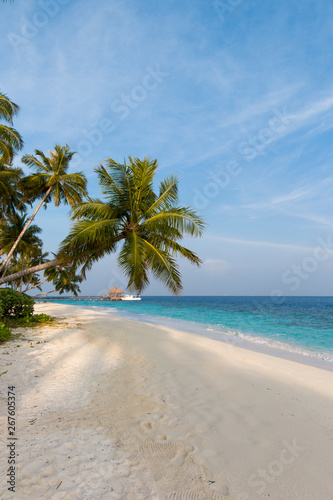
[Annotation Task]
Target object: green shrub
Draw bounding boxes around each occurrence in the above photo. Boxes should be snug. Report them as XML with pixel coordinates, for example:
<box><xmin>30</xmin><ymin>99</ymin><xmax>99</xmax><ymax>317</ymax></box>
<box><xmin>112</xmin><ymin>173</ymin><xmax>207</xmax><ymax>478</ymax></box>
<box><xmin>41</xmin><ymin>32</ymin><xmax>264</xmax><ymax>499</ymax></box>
<box><xmin>0</xmin><ymin>321</ymin><xmax>12</xmax><ymax>342</ymax></box>
<box><xmin>32</xmin><ymin>313</ymin><xmax>53</xmax><ymax>324</ymax></box>
<box><xmin>5</xmin><ymin>313</ymin><xmax>53</xmax><ymax>329</ymax></box>
<box><xmin>0</xmin><ymin>288</ymin><xmax>34</xmax><ymax>319</ymax></box>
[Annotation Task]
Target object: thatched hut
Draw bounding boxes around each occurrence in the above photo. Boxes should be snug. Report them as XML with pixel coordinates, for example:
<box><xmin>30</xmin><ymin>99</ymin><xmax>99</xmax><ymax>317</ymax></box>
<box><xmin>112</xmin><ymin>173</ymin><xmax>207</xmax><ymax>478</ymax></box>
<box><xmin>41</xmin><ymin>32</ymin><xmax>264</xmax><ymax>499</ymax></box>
<box><xmin>103</xmin><ymin>286</ymin><xmax>125</xmax><ymax>300</ymax></box>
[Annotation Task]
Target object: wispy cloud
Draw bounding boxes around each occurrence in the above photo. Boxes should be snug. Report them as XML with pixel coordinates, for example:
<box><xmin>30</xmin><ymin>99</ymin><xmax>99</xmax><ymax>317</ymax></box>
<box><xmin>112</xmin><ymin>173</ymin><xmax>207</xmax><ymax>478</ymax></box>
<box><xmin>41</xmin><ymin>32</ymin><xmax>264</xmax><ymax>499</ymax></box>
<box><xmin>2</xmin><ymin>0</ymin><xmax>333</xmax><ymax>294</ymax></box>
<box><xmin>244</xmin><ymin>188</ymin><xmax>310</xmax><ymax>211</ymax></box>
<box><xmin>207</xmin><ymin>235</ymin><xmax>316</xmax><ymax>253</ymax></box>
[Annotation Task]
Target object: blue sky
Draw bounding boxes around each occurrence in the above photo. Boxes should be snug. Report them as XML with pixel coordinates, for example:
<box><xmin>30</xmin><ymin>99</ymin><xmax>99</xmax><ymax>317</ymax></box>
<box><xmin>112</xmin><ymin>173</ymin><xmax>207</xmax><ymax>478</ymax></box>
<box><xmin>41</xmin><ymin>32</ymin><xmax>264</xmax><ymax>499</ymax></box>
<box><xmin>1</xmin><ymin>0</ymin><xmax>333</xmax><ymax>296</ymax></box>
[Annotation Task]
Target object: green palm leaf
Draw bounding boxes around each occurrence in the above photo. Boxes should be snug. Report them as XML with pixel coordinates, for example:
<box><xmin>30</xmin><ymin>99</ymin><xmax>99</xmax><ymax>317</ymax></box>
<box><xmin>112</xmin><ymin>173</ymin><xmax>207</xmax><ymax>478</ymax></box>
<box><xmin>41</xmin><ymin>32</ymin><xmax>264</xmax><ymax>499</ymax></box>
<box><xmin>0</xmin><ymin>144</ymin><xmax>88</xmax><ymax>276</ymax></box>
<box><xmin>141</xmin><ymin>238</ymin><xmax>182</xmax><ymax>294</ymax></box>
<box><xmin>60</xmin><ymin>156</ymin><xmax>205</xmax><ymax>294</ymax></box>
<box><xmin>0</xmin><ymin>92</ymin><xmax>23</xmax><ymax>165</ymax></box>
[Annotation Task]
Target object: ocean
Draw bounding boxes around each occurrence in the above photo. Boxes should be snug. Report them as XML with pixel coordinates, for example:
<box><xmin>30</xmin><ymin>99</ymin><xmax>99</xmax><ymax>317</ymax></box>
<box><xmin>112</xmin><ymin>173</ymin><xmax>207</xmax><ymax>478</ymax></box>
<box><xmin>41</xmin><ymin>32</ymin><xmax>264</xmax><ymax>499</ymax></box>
<box><xmin>43</xmin><ymin>296</ymin><xmax>333</xmax><ymax>367</ymax></box>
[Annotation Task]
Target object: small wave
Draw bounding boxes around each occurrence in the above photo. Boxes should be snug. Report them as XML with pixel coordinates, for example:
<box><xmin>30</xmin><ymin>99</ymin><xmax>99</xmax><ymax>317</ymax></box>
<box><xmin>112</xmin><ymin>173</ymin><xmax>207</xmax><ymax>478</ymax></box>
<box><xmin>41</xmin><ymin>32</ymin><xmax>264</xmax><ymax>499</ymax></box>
<box><xmin>206</xmin><ymin>326</ymin><xmax>333</xmax><ymax>363</ymax></box>
<box><xmin>45</xmin><ymin>299</ymin><xmax>333</xmax><ymax>365</ymax></box>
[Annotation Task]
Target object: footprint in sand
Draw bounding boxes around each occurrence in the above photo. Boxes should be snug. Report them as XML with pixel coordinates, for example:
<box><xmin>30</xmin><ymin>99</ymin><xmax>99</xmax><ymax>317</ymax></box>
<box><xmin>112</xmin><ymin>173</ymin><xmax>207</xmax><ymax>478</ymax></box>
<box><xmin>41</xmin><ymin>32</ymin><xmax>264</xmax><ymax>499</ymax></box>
<box><xmin>166</xmin><ymin>492</ymin><xmax>230</xmax><ymax>499</ymax></box>
<box><xmin>139</xmin><ymin>441</ymin><xmax>194</xmax><ymax>467</ymax></box>
<box><xmin>141</xmin><ymin>420</ymin><xmax>153</xmax><ymax>429</ymax></box>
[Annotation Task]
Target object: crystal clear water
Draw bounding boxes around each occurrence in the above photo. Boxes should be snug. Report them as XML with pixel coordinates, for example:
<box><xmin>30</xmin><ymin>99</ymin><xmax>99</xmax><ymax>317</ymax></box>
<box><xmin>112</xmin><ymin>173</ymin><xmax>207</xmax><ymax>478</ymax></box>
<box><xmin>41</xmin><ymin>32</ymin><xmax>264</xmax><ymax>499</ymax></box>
<box><xmin>43</xmin><ymin>296</ymin><xmax>333</xmax><ymax>365</ymax></box>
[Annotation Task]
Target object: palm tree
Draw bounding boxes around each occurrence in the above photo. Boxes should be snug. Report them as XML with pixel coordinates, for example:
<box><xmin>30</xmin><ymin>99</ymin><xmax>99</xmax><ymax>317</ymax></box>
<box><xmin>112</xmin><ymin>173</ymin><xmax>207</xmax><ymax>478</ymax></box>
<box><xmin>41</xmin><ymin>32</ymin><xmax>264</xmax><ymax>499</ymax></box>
<box><xmin>0</xmin><ymin>157</ymin><xmax>205</xmax><ymax>293</ymax></box>
<box><xmin>0</xmin><ymin>144</ymin><xmax>87</xmax><ymax>275</ymax></box>
<box><xmin>0</xmin><ymin>164</ymin><xmax>23</xmax><ymax>219</ymax></box>
<box><xmin>0</xmin><ymin>213</ymin><xmax>42</xmax><ymax>259</ymax></box>
<box><xmin>0</xmin><ymin>213</ymin><xmax>43</xmax><ymax>290</ymax></box>
<box><xmin>0</xmin><ymin>92</ymin><xmax>23</xmax><ymax>165</ymax></box>
<box><xmin>19</xmin><ymin>250</ymin><xmax>50</xmax><ymax>293</ymax></box>
<box><xmin>40</xmin><ymin>264</ymin><xmax>82</xmax><ymax>297</ymax></box>
<box><xmin>60</xmin><ymin>156</ymin><xmax>205</xmax><ymax>294</ymax></box>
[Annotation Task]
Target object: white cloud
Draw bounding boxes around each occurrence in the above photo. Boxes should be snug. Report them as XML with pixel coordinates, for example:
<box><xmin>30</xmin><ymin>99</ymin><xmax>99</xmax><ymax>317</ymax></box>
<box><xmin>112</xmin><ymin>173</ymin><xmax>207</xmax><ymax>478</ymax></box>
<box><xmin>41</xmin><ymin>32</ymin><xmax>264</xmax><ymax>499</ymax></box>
<box><xmin>207</xmin><ymin>235</ymin><xmax>316</xmax><ymax>253</ymax></box>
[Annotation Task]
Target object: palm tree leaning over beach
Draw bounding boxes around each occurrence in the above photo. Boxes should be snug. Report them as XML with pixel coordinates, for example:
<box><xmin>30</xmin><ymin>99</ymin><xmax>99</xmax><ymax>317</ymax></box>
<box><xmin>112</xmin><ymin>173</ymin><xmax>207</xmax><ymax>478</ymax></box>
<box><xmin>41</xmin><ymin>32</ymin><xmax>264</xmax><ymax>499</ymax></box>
<box><xmin>0</xmin><ymin>144</ymin><xmax>88</xmax><ymax>276</ymax></box>
<box><xmin>60</xmin><ymin>157</ymin><xmax>205</xmax><ymax>294</ymax></box>
<box><xmin>0</xmin><ymin>156</ymin><xmax>204</xmax><ymax>293</ymax></box>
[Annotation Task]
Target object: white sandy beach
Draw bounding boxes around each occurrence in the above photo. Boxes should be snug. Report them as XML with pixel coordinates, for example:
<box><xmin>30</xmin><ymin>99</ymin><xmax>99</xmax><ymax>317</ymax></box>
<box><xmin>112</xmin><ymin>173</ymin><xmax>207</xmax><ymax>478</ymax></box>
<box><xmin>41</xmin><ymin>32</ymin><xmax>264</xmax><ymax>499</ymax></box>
<box><xmin>1</xmin><ymin>303</ymin><xmax>333</xmax><ymax>499</ymax></box>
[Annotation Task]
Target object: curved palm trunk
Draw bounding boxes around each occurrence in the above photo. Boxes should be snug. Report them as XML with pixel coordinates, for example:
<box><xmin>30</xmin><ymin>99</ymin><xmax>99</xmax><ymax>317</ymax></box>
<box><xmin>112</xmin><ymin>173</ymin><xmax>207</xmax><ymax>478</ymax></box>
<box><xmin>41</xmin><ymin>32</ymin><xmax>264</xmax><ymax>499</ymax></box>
<box><xmin>0</xmin><ymin>185</ymin><xmax>52</xmax><ymax>276</ymax></box>
<box><xmin>31</xmin><ymin>289</ymin><xmax>56</xmax><ymax>298</ymax></box>
<box><xmin>19</xmin><ymin>257</ymin><xmax>24</xmax><ymax>292</ymax></box>
<box><xmin>23</xmin><ymin>277</ymin><xmax>48</xmax><ymax>293</ymax></box>
<box><xmin>0</xmin><ymin>258</ymin><xmax>58</xmax><ymax>286</ymax></box>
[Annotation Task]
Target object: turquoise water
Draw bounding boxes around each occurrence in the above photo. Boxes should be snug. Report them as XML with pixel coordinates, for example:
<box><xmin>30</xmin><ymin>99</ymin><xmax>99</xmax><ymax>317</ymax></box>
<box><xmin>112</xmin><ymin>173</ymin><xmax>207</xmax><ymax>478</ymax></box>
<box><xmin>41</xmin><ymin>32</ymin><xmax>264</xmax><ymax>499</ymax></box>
<box><xmin>42</xmin><ymin>296</ymin><xmax>333</xmax><ymax>364</ymax></box>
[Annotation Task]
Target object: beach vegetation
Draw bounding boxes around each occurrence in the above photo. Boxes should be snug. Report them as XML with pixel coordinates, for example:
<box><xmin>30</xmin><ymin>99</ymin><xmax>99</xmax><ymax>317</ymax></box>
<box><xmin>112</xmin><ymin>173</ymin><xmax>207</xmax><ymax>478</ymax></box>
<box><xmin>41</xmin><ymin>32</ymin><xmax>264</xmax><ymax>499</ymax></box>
<box><xmin>0</xmin><ymin>92</ymin><xmax>23</xmax><ymax>166</ymax></box>
<box><xmin>0</xmin><ymin>92</ymin><xmax>24</xmax><ymax>218</ymax></box>
<box><xmin>0</xmin><ymin>144</ymin><xmax>87</xmax><ymax>277</ymax></box>
<box><xmin>0</xmin><ymin>321</ymin><xmax>12</xmax><ymax>342</ymax></box>
<box><xmin>4</xmin><ymin>312</ymin><xmax>53</xmax><ymax>329</ymax></box>
<box><xmin>0</xmin><ymin>288</ymin><xmax>53</xmax><ymax>343</ymax></box>
<box><xmin>0</xmin><ymin>93</ymin><xmax>204</xmax><ymax>295</ymax></box>
<box><xmin>60</xmin><ymin>157</ymin><xmax>205</xmax><ymax>294</ymax></box>
<box><xmin>0</xmin><ymin>164</ymin><xmax>24</xmax><ymax>218</ymax></box>
<box><xmin>0</xmin><ymin>156</ymin><xmax>205</xmax><ymax>294</ymax></box>
<box><xmin>0</xmin><ymin>213</ymin><xmax>44</xmax><ymax>289</ymax></box>
<box><xmin>0</xmin><ymin>287</ymin><xmax>34</xmax><ymax>318</ymax></box>
<box><xmin>37</xmin><ymin>263</ymin><xmax>83</xmax><ymax>297</ymax></box>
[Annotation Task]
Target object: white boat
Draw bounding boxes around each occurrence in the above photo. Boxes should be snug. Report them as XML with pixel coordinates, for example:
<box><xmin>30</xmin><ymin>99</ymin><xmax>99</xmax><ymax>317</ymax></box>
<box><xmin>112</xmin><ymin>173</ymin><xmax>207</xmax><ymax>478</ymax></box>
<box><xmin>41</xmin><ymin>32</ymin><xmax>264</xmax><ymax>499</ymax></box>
<box><xmin>121</xmin><ymin>294</ymin><xmax>141</xmax><ymax>301</ymax></box>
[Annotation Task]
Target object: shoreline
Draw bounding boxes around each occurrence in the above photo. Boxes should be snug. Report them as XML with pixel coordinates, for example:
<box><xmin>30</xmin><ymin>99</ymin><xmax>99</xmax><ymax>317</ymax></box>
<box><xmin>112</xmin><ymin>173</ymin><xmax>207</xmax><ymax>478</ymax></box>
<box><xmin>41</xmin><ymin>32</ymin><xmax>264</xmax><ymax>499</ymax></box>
<box><xmin>40</xmin><ymin>298</ymin><xmax>333</xmax><ymax>372</ymax></box>
<box><xmin>1</xmin><ymin>302</ymin><xmax>333</xmax><ymax>499</ymax></box>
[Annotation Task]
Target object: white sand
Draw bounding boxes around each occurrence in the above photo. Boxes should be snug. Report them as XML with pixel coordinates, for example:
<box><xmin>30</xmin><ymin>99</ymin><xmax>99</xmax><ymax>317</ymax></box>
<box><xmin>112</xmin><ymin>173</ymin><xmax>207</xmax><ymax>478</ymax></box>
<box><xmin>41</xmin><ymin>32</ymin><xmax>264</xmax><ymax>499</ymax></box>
<box><xmin>1</xmin><ymin>303</ymin><xmax>333</xmax><ymax>499</ymax></box>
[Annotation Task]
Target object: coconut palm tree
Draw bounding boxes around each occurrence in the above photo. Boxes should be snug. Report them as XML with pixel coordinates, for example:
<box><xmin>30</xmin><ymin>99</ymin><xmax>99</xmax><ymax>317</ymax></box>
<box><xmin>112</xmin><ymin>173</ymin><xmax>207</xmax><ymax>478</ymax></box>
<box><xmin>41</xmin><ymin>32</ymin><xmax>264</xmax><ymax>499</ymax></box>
<box><xmin>60</xmin><ymin>156</ymin><xmax>205</xmax><ymax>294</ymax></box>
<box><xmin>19</xmin><ymin>250</ymin><xmax>50</xmax><ymax>293</ymax></box>
<box><xmin>0</xmin><ymin>213</ymin><xmax>42</xmax><ymax>259</ymax></box>
<box><xmin>40</xmin><ymin>264</ymin><xmax>82</xmax><ymax>297</ymax></box>
<box><xmin>0</xmin><ymin>164</ymin><xmax>23</xmax><ymax>219</ymax></box>
<box><xmin>10</xmin><ymin>250</ymin><xmax>48</xmax><ymax>293</ymax></box>
<box><xmin>0</xmin><ymin>213</ymin><xmax>43</xmax><ymax>290</ymax></box>
<box><xmin>0</xmin><ymin>144</ymin><xmax>87</xmax><ymax>275</ymax></box>
<box><xmin>0</xmin><ymin>156</ymin><xmax>205</xmax><ymax>293</ymax></box>
<box><xmin>0</xmin><ymin>92</ymin><xmax>23</xmax><ymax>165</ymax></box>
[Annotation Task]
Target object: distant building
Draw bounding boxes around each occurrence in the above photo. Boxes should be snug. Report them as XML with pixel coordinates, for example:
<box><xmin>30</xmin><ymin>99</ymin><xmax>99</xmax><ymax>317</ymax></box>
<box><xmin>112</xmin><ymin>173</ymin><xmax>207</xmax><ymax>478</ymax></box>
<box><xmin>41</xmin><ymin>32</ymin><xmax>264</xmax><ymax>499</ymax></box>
<box><xmin>102</xmin><ymin>286</ymin><xmax>124</xmax><ymax>300</ymax></box>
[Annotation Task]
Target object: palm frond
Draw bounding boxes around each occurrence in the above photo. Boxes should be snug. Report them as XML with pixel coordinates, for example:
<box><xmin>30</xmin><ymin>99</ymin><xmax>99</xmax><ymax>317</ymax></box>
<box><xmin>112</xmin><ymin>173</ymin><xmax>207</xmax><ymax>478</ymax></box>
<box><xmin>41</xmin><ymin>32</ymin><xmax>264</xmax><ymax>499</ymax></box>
<box><xmin>70</xmin><ymin>199</ymin><xmax>115</xmax><ymax>221</ymax></box>
<box><xmin>60</xmin><ymin>219</ymin><xmax>122</xmax><ymax>253</ymax></box>
<box><xmin>157</xmin><ymin>238</ymin><xmax>202</xmax><ymax>266</ymax></box>
<box><xmin>0</xmin><ymin>125</ymin><xmax>23</xmax><ymax>154</ymax></box>
<box><xmin>0</xmin><ymin>92</ymin><xmax>19</xmax><ymax>123</ymax></box>
<box><xmin>117</xmin><ymin>232</ymin><xmax>149</xmax><ymax>292</ymax></box>
<box><xmin>141</xmin><ymin>238</ymin><xmax>182</xmax><ymax>294</ymax></box>
<box><xmin>130</xmin><ymin>156</ymin><xmax>157</xmax><ymax>205</ymax></box>
<box><xmin>95</xmin><ymin>162</ymin><xmax>125</xmax><ymax>198</ymax></box>
<box><xmin>21</xmin><ymin>153</ymin><xmax>50</xmax><ymax>173</ymax></box>
<box><xmin>143</xmin><ymin>207</ymin><xmax>205</xmax><ymax>237</ymax></box>
<box><xmin>146</xmin><ymin>175</ymin><xmax>179</xmax><ymax>215</ymax></box>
